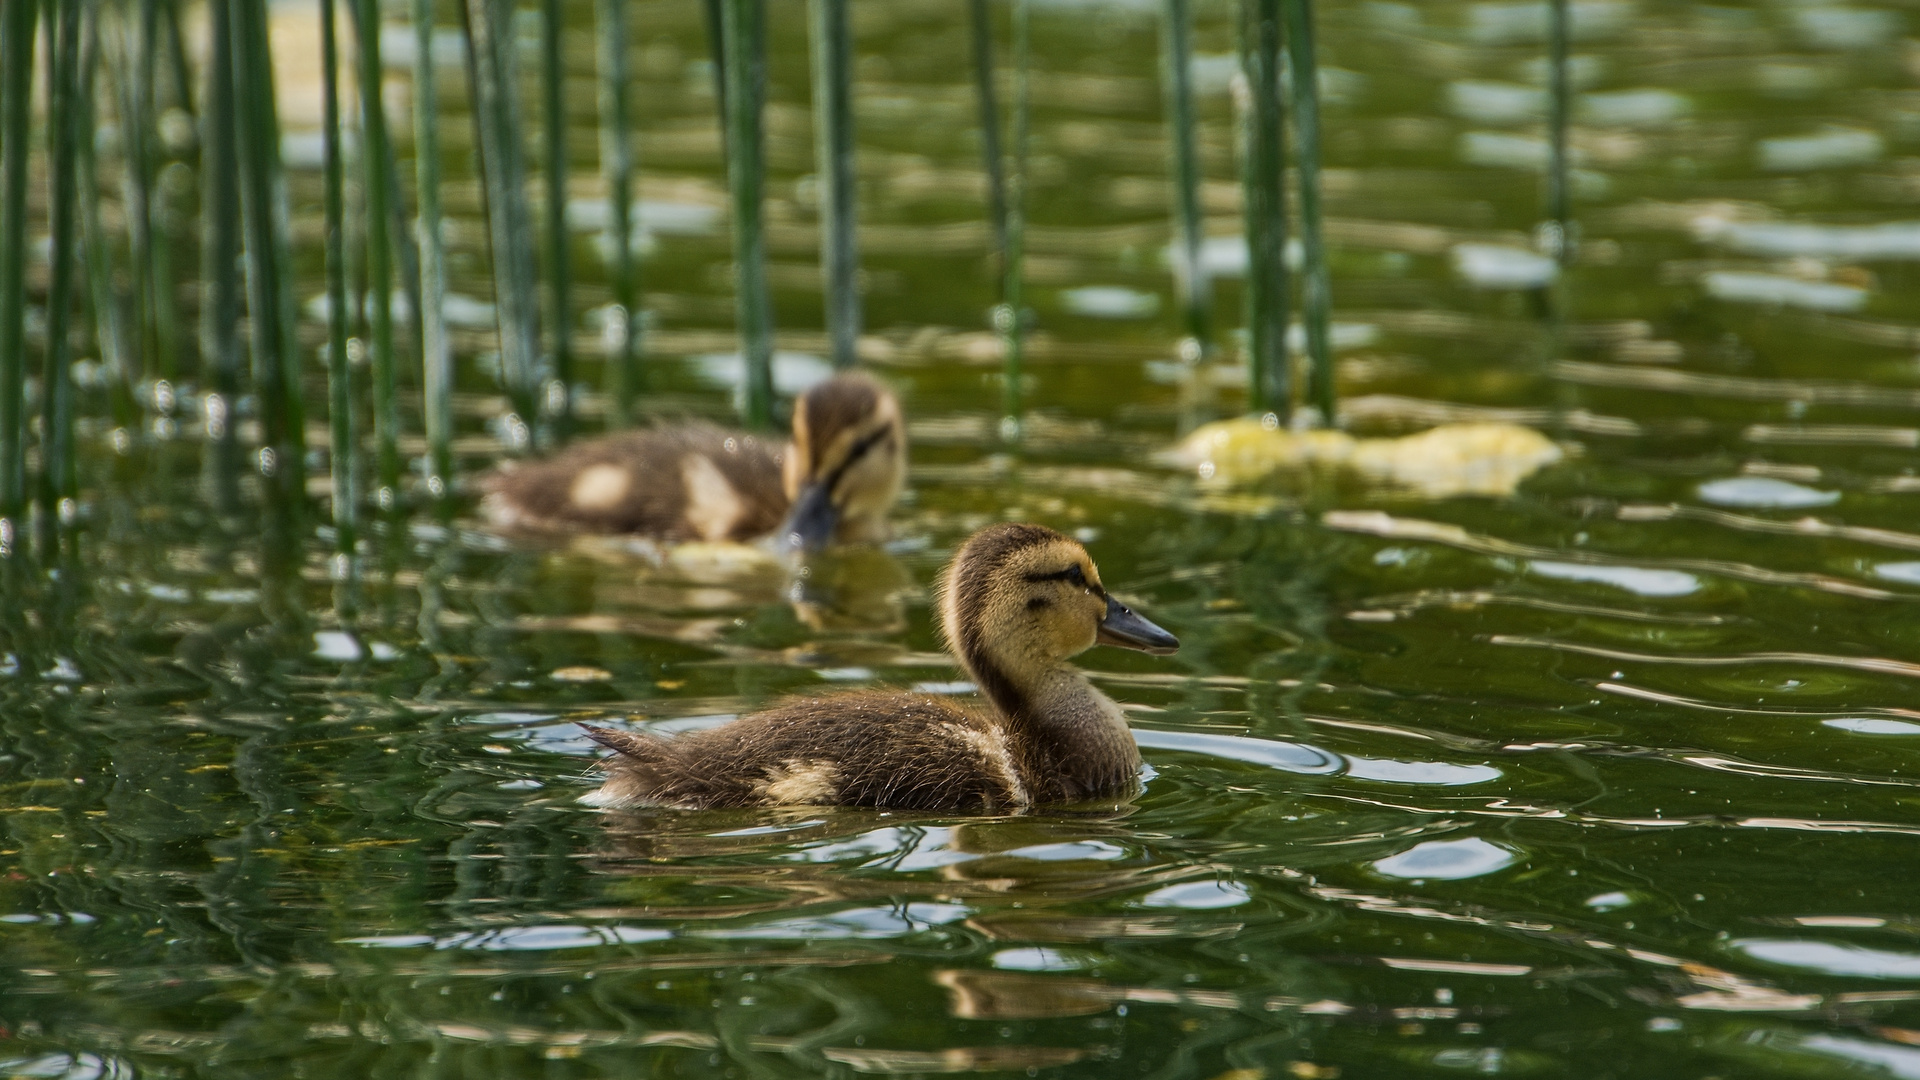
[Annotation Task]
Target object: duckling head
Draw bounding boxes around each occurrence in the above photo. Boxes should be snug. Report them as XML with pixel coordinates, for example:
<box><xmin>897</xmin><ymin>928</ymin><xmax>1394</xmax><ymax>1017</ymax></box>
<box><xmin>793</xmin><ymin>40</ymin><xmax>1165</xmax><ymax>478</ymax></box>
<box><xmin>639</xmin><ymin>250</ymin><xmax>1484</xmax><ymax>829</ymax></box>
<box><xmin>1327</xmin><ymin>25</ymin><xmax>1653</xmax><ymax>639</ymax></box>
<box><xmin>779</xmin><ymin>373</ymin><xmax>907</xmax><ymax>551</ymax></box>
<box><xmin>938</xmin><ymin>524</ymin><xmax>1178</xmax><ymax>709</ymax></box>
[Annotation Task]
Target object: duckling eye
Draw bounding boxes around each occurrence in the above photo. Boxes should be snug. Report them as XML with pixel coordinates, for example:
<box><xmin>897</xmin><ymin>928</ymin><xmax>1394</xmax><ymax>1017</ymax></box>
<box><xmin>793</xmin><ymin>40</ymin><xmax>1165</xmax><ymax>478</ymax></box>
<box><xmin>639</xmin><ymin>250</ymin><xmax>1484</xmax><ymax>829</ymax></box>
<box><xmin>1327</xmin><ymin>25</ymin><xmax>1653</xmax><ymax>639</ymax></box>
<box><xmin>1064</xmin><ymin>565</ymin><xmax>1086</xmax><ymax>587</ymax></box>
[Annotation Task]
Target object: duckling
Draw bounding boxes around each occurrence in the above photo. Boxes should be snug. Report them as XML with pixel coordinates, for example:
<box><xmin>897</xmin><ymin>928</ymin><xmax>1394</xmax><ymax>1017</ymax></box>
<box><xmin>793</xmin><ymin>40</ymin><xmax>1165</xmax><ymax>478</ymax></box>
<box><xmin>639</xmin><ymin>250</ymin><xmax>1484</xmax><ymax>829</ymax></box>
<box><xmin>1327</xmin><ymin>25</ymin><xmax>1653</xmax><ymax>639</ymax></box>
<box><xmin>481</xmin><ymin>372</ymin><xmax>906</xmax><ymax>550</ymax></box>
<box><xmin>580</xmin><ymin>522</ymin><xmax>1179</xmax><ymax>811</ymax></box>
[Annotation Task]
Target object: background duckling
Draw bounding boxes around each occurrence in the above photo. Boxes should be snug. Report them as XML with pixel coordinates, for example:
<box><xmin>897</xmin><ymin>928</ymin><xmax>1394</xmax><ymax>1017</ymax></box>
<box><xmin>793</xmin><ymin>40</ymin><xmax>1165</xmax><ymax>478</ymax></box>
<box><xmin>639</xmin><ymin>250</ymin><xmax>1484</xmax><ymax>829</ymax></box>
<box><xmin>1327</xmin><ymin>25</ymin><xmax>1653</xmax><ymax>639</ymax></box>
<box><xmin>481</xmin><ymin>372</ymin><xmax>906</xmax><ymax>550</ymax></box>
<box><xmin>580</xmin><ymin>522</ymin><xmax>1179</xmax><ymax>812</ymax></box>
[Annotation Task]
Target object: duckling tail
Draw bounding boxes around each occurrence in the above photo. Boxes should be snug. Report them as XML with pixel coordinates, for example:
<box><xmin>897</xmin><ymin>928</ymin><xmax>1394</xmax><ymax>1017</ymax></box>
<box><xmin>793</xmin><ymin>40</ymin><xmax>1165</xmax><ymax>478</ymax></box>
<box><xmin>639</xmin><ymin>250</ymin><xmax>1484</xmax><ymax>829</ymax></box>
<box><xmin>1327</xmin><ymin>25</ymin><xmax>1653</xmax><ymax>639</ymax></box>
<box><xmin>578</xmin><ymin>724</ymin><xmax>676</xmax><ymax>808</ymax></box>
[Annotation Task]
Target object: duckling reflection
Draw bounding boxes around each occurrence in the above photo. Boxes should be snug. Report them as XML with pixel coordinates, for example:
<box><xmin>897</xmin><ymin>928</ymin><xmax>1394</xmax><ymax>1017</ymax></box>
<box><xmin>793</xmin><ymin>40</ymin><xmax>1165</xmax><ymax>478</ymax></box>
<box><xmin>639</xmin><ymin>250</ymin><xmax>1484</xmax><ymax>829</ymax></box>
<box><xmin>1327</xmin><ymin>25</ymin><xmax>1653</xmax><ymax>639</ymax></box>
<box><xmin>786</xmin><ymin>544</ymin><xmax>914</xmax><ymax>634</ymax></box>
<box><xmin>579</xmin><ymin>523</ymin><xmax>1179</xmax><ymax>811</ymax></box>
<box><xmin>482</xmin><ymin>371</ymin><xmax>906</xmax><ymax>552</ymax></box>
<box><xmin>546</xmin><ymin>532</ymin><xmax>912</xmax><ymax>635</ymax></box>
<box><xmin>589</xmin><ymin>806</ymin><xmax>1201</xmax><ymax>927</ymax></box>
<box><xmin>589</xmin><ymin>809</ymin><xmax>1139</xmax><ymax>881</ymax></box>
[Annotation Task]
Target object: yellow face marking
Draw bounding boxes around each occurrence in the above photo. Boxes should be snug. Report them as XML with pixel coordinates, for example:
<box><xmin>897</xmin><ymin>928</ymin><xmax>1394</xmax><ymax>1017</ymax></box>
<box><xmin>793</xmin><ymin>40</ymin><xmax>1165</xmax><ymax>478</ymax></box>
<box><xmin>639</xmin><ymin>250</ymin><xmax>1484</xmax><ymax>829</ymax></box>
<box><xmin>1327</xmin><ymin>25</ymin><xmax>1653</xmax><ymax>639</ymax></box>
<box><xmin>570</xmin><ymin>463</ymin><xmax>632</xmax><ymax>512</ymax></box>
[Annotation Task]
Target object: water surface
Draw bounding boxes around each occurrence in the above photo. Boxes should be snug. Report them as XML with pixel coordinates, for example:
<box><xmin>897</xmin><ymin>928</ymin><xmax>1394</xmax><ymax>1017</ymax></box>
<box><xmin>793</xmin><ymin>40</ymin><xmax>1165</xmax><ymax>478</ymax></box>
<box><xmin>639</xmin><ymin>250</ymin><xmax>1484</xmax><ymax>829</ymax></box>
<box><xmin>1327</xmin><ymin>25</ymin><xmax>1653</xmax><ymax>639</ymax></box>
<box><xmin>9</xmin><ymin>1</ymin><xmax>1920</xmax><ymax>1076</ymax></box>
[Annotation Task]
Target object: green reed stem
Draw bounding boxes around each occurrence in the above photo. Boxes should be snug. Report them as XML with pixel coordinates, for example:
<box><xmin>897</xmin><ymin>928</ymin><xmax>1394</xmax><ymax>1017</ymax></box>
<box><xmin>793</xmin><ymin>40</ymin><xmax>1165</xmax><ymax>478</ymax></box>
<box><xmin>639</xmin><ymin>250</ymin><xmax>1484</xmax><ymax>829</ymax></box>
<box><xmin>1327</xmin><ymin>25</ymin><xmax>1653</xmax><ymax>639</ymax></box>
<box><xmin>231</xmin><ymin>0</ymin><xmax>308</xmax><ymax>507</ymax></box>
<box><xmin>77</xmin><ymin>2</ymin><xmax>132</xmax><ymax>428</ymax></box>
<box><xmin>596</xmin><ymin>0</ymin><xmax>639</xmax><ymax>424</ymax></box>
<box><xmin>1285</xmin><ymin>0</ymin><xmax>1331</xmax><ymax>423</ymax></box>
<box><xmin>118</xmin><ymin>0</ymin><xmax>158</xmax><ymax>386</ymax></box>
<box><xmin>703</xmin><ymin>0</ymin><xmax>727</xmax><ymax>120</ymax></box>
<box><xmin>143</xmin><ymin>0</ymin><xmax>180</xmax><ymax>385</ymax></box>
<box><xmin>414</xmin><ymin>0</ymin><xmax>452</xmax><ymax>494</ymax></box>
<box><xmin>42</xmin><ymin>0</ymin><xmax>85</xmax><ymax>544</ymax></box>
<box><xmin>323</xmin><ymin>0</ymin><xmax>357</xmax><ymax>555</ymax></box>
<box><xmin>134</xmin><ymin>0</ymin><xmax>176</xmax><ymax>385</ymax></box>
<box><xmin>720</xmin><ymin>0</ymin><xmax>773</xmax><ymax>430</ymax></box>
<box><xmin>1545</xmin><ymin>0</ymin><xmax>1572</xmax><ymax>264</ymax></box>
<box><xmin>339</xmin><ymin>0</ymin><xmax>423</xmax><ymax>385</ymax></box>
<box><xmin>160</xmin><ymin>0</ymin><xmax>193</xmax><ymax>114</ymax></box>
<box><xmin>1237</xmin><ymin>0</ymin><xmax>1288</xmax><ymax>418</ymax></box>
<box><xmin>541</xmin><ymin>0</ymin><xmax>572</xmax><ymax>441</ymax></box>
<box><xmin>0</xmin><ymin>0</ymin><xmax>35</xmax><ymax>541</ymax></box>
<box><xmin>809</xmin><ymin>0</ymin><xmax>861</xmax><ymax>370</ymax></box>
<box><xmin>1161</xmin><ymin>0</ymin><xmax>1210</xmax><ymax>360</ymax></box>
<box><xmin>460</xmin><ymin>0</ymin><xmax>542</xmax><ymax>448</ymax></box>
<box><xmin>1001</xmin><ymin>0</ymin><xmax>1028</xmax><ymax>437</ymax></box>
<box><xmin>967</xmin><ymin>0</ymin><xmax>1008</xmax><ymax>269</ymax></box>
<box><xmin>383</xmin><ymin>135</ymin><xmax>425</xmax><ymax>377</ymax></box>
<box><xmin>200</xmin><ymin>0</ymin><xmax>242</xmax><ymax>510</ymax></box>
<box><xmin>149</xmin><ymin>165</ymin><xmax>180</xmax><ymax>390</ymax></box>
<box><xmin>353</xmin><ymin>0</ymin><xmax>397</xmax><ymax>503</ymax></box>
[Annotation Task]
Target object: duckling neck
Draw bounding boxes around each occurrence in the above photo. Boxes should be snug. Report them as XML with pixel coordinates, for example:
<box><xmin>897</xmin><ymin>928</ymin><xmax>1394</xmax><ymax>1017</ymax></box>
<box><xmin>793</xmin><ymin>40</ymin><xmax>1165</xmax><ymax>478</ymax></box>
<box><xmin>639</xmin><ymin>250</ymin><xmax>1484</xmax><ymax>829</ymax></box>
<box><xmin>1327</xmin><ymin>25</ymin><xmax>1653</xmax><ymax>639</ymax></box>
<box><xmin>964</xmin><ymin>653</ymin><xmax>1141</xmax><ymax>799</ymax></box>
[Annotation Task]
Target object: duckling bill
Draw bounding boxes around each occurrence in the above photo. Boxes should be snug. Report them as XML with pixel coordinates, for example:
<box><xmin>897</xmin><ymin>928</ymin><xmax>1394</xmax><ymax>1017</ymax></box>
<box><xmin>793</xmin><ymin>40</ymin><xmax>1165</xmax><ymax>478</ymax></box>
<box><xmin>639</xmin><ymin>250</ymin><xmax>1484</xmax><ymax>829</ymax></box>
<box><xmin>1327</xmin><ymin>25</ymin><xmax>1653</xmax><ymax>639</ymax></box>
<box><xmin>580</xmin><ymin>523</ymin><xmax>1178</xmax><ymax>812</ymax></box>
<box><xmin>481</xmin><ymin>372</ymin><xmax>906</xmax><ymax>551</ymax></box>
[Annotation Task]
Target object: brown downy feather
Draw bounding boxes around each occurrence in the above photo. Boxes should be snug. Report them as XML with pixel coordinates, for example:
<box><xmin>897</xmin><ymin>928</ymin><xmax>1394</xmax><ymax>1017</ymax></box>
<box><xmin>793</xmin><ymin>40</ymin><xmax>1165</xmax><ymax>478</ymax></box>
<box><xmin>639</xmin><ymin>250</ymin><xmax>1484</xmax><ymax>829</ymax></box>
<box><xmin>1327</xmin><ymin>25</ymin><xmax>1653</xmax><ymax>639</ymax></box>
<box><xmin>481</xmin><ymin>372</ymin><xmax>907</xmax><ymax>545</ymax></box>
<box><xmin>481</xmin><ymin>425</ymin><xmax>785</xmax><ymax>541</ymax></box>
<box><xmin>581</xmin><ymin>522</ymin><xmax>1177</xmax><ymax>813</ymax></box>
<box><xmin>582</xmin><ymin>691</ymin><xmax>1027</xmax><ymax>811</ymax></box>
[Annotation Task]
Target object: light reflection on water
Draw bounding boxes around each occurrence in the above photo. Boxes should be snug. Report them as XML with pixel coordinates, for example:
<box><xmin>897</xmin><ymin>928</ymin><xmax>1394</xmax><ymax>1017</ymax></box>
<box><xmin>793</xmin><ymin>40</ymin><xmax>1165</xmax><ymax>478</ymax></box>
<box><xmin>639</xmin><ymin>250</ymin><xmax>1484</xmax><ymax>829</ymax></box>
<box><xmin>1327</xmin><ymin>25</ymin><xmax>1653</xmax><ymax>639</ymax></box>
<box><xmin>9</xmin><ymin>0</ymin><xmax>1920</xmax><ymax>1075</ymax></box>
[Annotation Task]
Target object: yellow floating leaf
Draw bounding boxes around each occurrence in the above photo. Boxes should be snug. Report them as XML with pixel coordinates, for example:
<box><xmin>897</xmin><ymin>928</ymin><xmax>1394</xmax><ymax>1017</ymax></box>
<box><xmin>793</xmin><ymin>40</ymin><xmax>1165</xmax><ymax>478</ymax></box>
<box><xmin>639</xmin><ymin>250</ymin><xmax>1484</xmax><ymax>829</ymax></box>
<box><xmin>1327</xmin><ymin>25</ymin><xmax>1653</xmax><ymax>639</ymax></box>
<box><xmin>1162</xmin><ymin>417</ymin><xmax>1354</xmax><ymax>483</ymax></box>
<box><xmin>551</xmin><ymin>666</ymin><xmax>614</xmax><ymax>683</ymax></box>
<box><xmin>1165</xmin><ymin>417</ymin><xmax>1561</xmax><ymax>498</ymax></box>
<box><xmin>1347</xmin><ymin>422</ymin><xmax>1563</xmax><ymax>498</ymax></box>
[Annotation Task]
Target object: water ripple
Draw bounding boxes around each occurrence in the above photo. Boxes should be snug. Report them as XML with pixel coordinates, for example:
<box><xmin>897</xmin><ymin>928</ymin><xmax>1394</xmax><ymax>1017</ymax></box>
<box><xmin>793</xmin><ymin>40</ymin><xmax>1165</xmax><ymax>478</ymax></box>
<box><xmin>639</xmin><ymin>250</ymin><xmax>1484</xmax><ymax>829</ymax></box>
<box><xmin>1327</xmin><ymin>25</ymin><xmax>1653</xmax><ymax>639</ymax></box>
<box><xmin>1325</xmin><ymin>510</ymin><xmax>1899</xmax><ymax>600</ymax></box>
<box><xmin>1493</xmin><ymin>635</ymin><xmax>1920</xmax><ymax>680</ymax></box>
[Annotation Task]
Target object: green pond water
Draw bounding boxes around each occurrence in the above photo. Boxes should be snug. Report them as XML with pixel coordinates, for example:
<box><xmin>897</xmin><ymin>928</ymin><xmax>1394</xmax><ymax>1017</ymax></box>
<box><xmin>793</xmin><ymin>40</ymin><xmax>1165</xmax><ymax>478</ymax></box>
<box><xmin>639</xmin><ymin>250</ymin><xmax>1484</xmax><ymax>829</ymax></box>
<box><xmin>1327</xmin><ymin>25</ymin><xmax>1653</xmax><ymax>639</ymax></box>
<box><xmin>14</xmin><ymin>0</ymin><xmax>1920</xmax><ymax>1076</ymax></box>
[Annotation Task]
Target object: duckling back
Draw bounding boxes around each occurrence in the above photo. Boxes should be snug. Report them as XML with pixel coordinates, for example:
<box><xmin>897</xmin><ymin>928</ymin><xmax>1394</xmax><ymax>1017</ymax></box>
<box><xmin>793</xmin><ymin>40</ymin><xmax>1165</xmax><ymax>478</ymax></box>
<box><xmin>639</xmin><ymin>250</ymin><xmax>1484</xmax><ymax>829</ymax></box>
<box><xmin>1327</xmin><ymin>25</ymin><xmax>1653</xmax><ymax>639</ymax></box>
<box><xmin>481</xmin><ymin>425</ymin><xmax>786</xmax><ymax>541</ymax></box>
<box><xmin>581</xmin><ymin>691</ymin><xmax>1034</xmax><ymax>812</ymax></box>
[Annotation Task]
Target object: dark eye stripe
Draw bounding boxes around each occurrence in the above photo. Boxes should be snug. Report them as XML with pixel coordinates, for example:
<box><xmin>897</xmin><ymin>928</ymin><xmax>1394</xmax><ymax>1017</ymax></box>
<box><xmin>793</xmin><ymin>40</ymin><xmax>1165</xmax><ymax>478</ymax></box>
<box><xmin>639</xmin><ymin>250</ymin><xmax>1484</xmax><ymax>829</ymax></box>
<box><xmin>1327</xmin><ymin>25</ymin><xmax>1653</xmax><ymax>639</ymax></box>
<box><xmin>819</xmin><ymin>424</ymin><xmax>895</xmax><ymax>492</ymax></box>
<box><xmin>1023</xmin><ymin>565</ymin><xmax>1101</xmax><ymax>595</ymax></box>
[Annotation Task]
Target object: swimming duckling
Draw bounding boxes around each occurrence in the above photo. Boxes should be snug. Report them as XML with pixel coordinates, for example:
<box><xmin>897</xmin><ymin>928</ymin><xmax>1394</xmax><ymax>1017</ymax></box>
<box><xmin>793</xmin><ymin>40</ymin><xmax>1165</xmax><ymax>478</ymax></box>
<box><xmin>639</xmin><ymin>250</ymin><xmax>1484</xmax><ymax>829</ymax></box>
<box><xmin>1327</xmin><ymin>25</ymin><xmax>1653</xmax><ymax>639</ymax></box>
<box><xmin>481</xmin><ymin>372</ymin><xmax>906</xmax><ymax>550</ymax></box>
<box><xmin>580</xmin><ymin>522</ymin><xmax>1179</xmax><ymax>811</ymax></box>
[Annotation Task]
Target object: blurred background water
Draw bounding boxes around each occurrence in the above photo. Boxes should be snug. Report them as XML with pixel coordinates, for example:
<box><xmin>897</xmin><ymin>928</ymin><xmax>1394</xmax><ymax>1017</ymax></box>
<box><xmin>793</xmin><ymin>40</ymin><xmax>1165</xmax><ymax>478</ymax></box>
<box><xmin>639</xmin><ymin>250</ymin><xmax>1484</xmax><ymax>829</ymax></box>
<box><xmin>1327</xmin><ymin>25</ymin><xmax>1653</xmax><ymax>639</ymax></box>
<box><xmin>11</xmin><ymin>0</ymin><xmax>1920</xmax><ymax>1077</ymax></box>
